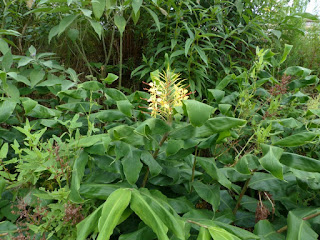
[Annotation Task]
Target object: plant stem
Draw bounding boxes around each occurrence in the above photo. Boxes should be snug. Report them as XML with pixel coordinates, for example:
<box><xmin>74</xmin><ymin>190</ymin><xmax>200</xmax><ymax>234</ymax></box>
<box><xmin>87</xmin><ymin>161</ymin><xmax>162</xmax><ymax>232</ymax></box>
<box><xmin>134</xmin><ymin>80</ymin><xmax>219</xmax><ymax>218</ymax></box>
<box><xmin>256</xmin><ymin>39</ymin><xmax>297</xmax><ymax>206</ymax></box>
<box><xmin>141</xmin><ymin>132</ymin><xmax>169</xmax><ymax>188</ymax></box>
<box><xmin>233</xmin><ymin>177</ymin><xmax>251</xmax><ymax>215</ymax></box>
<box><xmin>190</xmin><ymin>146</ymin><xmax>198</xmax><ymax>193</ymax></box>
<box><xmin>277</xmin><ymin>211</ymin><xmax>320</xmax><ymax>233</ymax></box>
<box><xmin>118</xmin><ymin>33</ymin><xmax>123</xmax><ymax>89</ymax></box>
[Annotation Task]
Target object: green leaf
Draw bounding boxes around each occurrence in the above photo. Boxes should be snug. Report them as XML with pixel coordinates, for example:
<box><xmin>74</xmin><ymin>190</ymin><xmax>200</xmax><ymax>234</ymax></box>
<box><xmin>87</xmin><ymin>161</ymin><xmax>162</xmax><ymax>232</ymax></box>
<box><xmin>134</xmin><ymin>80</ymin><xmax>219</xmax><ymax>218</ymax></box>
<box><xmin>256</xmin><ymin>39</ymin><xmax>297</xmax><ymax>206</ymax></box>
<box><xmin>89</xmin><ymin>19</ymin><xmax>103</xmax><ymax>39</ymax></box>
<box><xmin>140</xmin><ymin>190</ymin><xmax>186</xmax><ymax>240</ymax></box>
<box><xmin>196</xmin><ymin>117</ymin><xmax>246</xmax><ymax>137</ymax></box>
<box><xmin>216</xmin><ymin>75</ymin><xmax>235</xmax><ymax>90</ymax></box>
<box><xmin>208</xmin><ymin>226</ymin><xmax>240</xmax><ymax>240</ymax></box>
<box><xmin>274</xmin><ymin>132</ymin><xmax>318</xmax><ymax>147</ymax></box>
<box><xmin>259</xmin><ymin>144</ymin><xmax>284</xmax><ymax>180</ymax></box>
<box><xmin>0</xmin><ymin>38</ymin><xmax>9</xmax><ymax>54</ymax></box>
<box><xmin>97</xmin><ymin>189</ymin><xmax>131</xmax><ymax>240</ymax></box>
<box><xmin>18</xmin><ymin>56</ymin><xmax>33</xmax><ymax>67</ymax></box>
<box><xmin>193</xmin><ymin>181</ymin><xmax>220</xmax><ymax>211</ymax></box>
<box><xmin>285</xmin><ymin>66</ymin><xmax>312</xmax><ymax>77</ymax></box>
<box><xmin>235</xmin><ymin>154</ymin><xmax>259</xmax><ymax>175</ymax></box>
<box><xmin>0</xmin><ymin>143</ymin><xmax>8</xmax><ymax>159</ymax></box>
<box><xmin>145</xmin><ymin>7</ymin><xmax>161</xmax><ymax>31</ymax></box>
<box><xmin>253</xmin><ymin>220</ymin><xmax>285</xmax><ymax>240</ymax></box>
<box><xmin>70</xmin><ymin>151</ymin><xmax>88</xmax><ymax>203</ymax></box>
<box><xmin>185</xmin><ymin>38</ymin><xmax>193</xmax><ymax>57</ymax></box>
<box><xmin>114</xmin><ymin>15</ymin><xmax>126</xmax><ymax>37</ymax></box>
<box><xmin>2</xmin><ymin>50</ymin><xmax>13</xmax><ymax>72</ymax></box>
<box><xmin>105</xmin><ymin>88</ymin><xmax>127</xmax><ymax>101</ymax></box>
<box><xmin>92</xmin><ymin>0</ymin><xmax>106</xmax><ymax>19</ymax></box>
<box><xmin>0</xmin><ymin>100</ymin><xmax>16</xmax><ymax>123</ymax></box>
<box><xmin>58</xmin><ymin>14</ymin><xmax>78</xmax><ymax>36</ymax></box>
<box><xmin>130</xmin><ymin>190</ymin><xmax>169</xmax><ymax>240</ymax></box>
<box><xmin>194</xmin><ymin>45</ymin><xmax>208</xmax><ymax>65</ymax></box>
<box><xmin>280</xmin><ymin>152</ymin><xmax>320</xmax><ymax>172</ymax></box>
<box><xmin>280</xmin><ymin>44</ymin><xmax>293</xmax><ymax>64</ymax></box>
<box><xmin>208</xmin><ymin>89</ymin><xmax>225</xmax><ymax>103</ymax></box>
<box><xmin>135</xmin><ymin>118</ymin><xmax>171</xmax><ymax>137</ymax></box>
<box><xmin>287</xmin><ymin>211</ymin><xmax>318</xmax><ymax>240</ymax></box>
<box><xmin>77</xmin><ymin>205</ymin><xmax>103</xmax><ymax>240</ymax></box>
<box><xmin>140</xmin><ymin>151</ymin><xmax>162</xmax><ymax>177</ymax></box>
<box><xmin>198</xmin><ymin>157</ymin><xmax>231</xmax><ymax>189</ymax></box>
<box><xmin>104</xmin><ymin>73</ymin><xmax>119</xmax><ymax>84</ymax></box>
<box><xmin>48</xmin><ymin>25</ymin><xmax>59</xmax><ymax>43</ymax></box>
<box><xmin>67</xmin><ymin>28</ymin><xmax>79</xmax><ymax>42</ymax></box>
<box><xmin>121</xmin><ymin>145</ymin><xmax>143</xmax><ymax>185</ymax></box>
<box><xmin>80</xmin><ymin>183</ymin><xmax>125</xmax><ymax>199</ymax></box>
<box><xmin>132</xmin><ymin>0</ymin><xmax>143</xmax><ymax>15</ymax></box>
<box><xmin>182</xmin><ymin>100</ymin><xmax>214</xmax><ymax>127</ymax></box>
<box><xmin>197</xmin><ymin>227</ymin><xmax>211</xmax><ymax>240</ymax></box>
<box><xmin>117</xmin><ymin>100</ymin><xmax>133</xmax><ymax>117</ymax></box>
<box><xmin>30</xmin><ymin>69</ymin><xmax>45</xmax><ymax>88</ymax></box>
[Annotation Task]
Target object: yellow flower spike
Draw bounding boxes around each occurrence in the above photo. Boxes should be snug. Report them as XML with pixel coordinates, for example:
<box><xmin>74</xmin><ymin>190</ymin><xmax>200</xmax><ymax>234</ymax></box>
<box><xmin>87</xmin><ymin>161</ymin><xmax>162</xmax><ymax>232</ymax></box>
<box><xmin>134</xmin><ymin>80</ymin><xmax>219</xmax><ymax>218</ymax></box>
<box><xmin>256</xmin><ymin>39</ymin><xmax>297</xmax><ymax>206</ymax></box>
<box><xmin>145</xmin><ymin>68</ymin><xmax>190</xmax><ymax>120</ymax></box>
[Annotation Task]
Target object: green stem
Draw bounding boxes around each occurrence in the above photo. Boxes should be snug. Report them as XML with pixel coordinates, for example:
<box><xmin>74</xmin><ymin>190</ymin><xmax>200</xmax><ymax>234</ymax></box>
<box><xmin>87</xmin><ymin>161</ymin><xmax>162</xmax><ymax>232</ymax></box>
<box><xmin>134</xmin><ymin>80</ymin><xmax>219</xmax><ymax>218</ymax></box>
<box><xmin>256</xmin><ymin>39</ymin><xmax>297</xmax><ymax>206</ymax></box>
<box><xmin>118</xmin><ymin>33</ymin><xmax>123</xmax><ymax>89</ymax></box>
<box><xmin>141</xmin><ymin>132</ymin><xmax>169</xmax><ymax>188</ymax></box>
<box><xmin>233</xmin><ymin>177</ymin><xmax>251</xmax><ymax>215</ymax></box>
<box><xmin>190</xmin><ymin>146</ymin><xmax>198</xmax><ymax>192</ymax></box>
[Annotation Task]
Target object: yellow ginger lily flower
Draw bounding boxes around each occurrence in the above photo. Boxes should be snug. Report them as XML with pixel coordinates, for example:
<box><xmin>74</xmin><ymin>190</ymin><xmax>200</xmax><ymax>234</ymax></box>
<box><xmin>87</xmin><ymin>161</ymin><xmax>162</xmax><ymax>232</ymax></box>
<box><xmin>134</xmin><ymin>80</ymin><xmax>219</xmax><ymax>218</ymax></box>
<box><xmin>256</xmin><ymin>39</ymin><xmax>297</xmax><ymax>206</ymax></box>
<box><xmin>144</xmin><ymin>68</ymin><xmax>191</xmax><ymax>120</ymax></box>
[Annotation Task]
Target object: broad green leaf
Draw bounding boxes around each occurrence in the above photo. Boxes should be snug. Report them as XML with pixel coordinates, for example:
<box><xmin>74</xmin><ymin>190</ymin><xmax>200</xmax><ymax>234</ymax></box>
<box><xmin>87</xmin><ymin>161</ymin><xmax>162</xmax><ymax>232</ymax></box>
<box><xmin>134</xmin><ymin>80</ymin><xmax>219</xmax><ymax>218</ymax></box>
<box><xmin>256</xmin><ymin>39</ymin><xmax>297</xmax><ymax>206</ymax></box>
<box><xmin>280</xmin><ymin>44</ymin><xmax>293</xmax><ymax>64</ymax></box>
<box><xmin>79</xmin><ymin>81</ymin><xmax>103</xmax><ymax>91</ymax></box>
<box><xmin>196</xmin><ymin>117</ymin><xmax>246</xmax><ymax>137</ymax></box>
<box><xmin>271</xmin><ymin>30</ymin><xmax>281</xmax><ymax>39</ymax></box>
<box><xmin>259</xmin><ymin>144</ymin><xmax>284</xmax><ymax>180</ymax></box>
<box><xmin>135</xmin><ymin>118</ymin><xmax>171</xmax><ymax>137</ymax></box>
<box><xmin>67</xmin><ymin>28</ymin><xmax>79</xmax><ymax>42</ymax></box>
<box><xmin>18</xmin><ymin>56</ymin><xmax>33</xmax><ymax>67</ymax></box>
<box><xmin>121</xmin><ymin>145</ymin><xmax>143</xmax><ymax>185</ymax></box>
<box><xmin>280</xmin><ymin>152</ymin><xmax>320</xmax><ymax>172</ymax></box>
<box><xmin>97</xmin><ymin>189</ymin><xmax>131</xmax><ymax>240</ymax></box>
<box><xmin>198</xmin><ymin>157</ymin><xmax>231</xmax><ymax>189</ymax></box>
<box><xmin>130</xmin><ymin>190</ymin><xmax>169</xmax><ymax>240</ymax></box>
<box><xmin>132</xmin><ymin>0</ymin><xmax>143</xmax><ymax>15</ymax></box>
<box><xmin>58</xmin><ymin>15</ymin><xmax>78</xmax><ymax>36</ymax></box>
<box><xmin>213</xmin><ymin>221</ymin><xmax>259</xmax><ymax>239</ymax></box>
<box><xmin>145</xmin><ymin>7</ymin><xmax>161</xmax><ymax>31</ymax></box>
<box><xmin>193</xmin><ymin>181</ymin><xmax>220</xmax><ymax>211</ymax></box>
<box><xmin>117</xmin><ymin>100</ymin><xmax>133</xmax><ymax>117</ymax></box>
<box><xmin>2</xmin><ymin>50</ymin><xmax>13</xmax><ymax>72</ymax></box>
<box><xmin>140</xmin><ymin>190</ymin><xmax>186</xmax><ymax>240</ymax></box>
<box><xmin>197</xmin><ymin>227</ymin><xmax>211</xmax><ymax>240</ymax></box>
<box><xmin>185</xmin><ymin>38</ymin><xmax>193</xmax><ymax>57</ymax></box>
<box><xmin>76</xmin><ymin>205</ymin><xmax>103</xmax><ymax>240</ymax></box>
<box><xmin>166</xmin><ymin>139</ymin><xmax>184</xmax><ymax>156</ymax></box>
<box><xmin>0</xmin><ymin>100</ymin><xmax>16</xmax><ymax>123</ymax></box>
<box><xmin>119</xmin><ymin>226</ymin><xmax>156</xmax><ymax>240</ymax></box>
<box><xmin>92</xmin><ymin>0</ymin><xmax>106</xmax><ymax>19</ymax></box>
<box><xmin>30</xmin><ymin>69</ymin><xmax>45</xmax><ymax>88</ymax></box>
<box><xmin>89</xmin><ymin>19</ymin><xmax>103</xmax><ymax>39</ymax></box>
<box><xmin>216</xmin><ymin>75</ymin><xmax>235</xmax><ymax>90</ymax></box>
<box><xmin>91</xmin><ymin>110</ymin><xmax>126</xmax><ymax>122</ymax></box>
<box><xmin>0</xmin><ymin>38</ymin><xmax>9</xmax><ymax>54</ymax></box>
<box><xmin>194</xmin><ymin>45</ymin><xmax>208</xmax><ymax>65</ymax></box>
<box><xmin>70</xmin><ymin>151</ymin><xmax>88</xmax><ymax>203</ymax></box>
<box><xmin>274</xmin><ymin>132</ymin><xmax>318</xmax><ymax>147</ymax></box>
<box><xmin>208</xmin><ymin>89</ymin><xmax>225</xmax><ymax>102</ymax></box>
<box><xmin>208</xmin><ymin>226</ymin><xmax>240</xmax><ymax>240</ymax></box>
<box><xmin>287</xmin><ymin>211</ymin><xmax>318</xmax><ymax>240</ymax></box>
<box><xmin>105</xmin><ymin>88</ymin><xmax>127</xmax><ymax>101</ymax></box>
<box><xmin>285</xmin><ymin>66</ymin><xmax>312</xmax><ymax>77</ymax></box>
<box><xmin>7</xmin><ymin>72</ymin><xmax>31</xmax><ymax>86</ymax></box>
<box><xmin>169</xmin><ymin>124</ymin><xmax>196</xmax><ymax>140</ymax></box>
<box><xmin>140</xmin><ymin>151</ymin><xmax>162</xmax><ymax>177</ymax></box>
<box><xmin>0</xmin><ymin>143</ymin><xmax>8</xmax><ymax>159</ymax></box>
<box><xmin>48</xmin><ymin>25</ymin><xmax>59</xmax><ymax>43</ymax></box>
<box><xmin>104</xmin><ymin>73</ymin><xmax>119</xmax><ymax>84</ymax></box>
<box><xmin>79</xmin><ymin>183</ymin><xmax>125</xmax><ymax>199</ymax></box>
<box><xmin>254</xmin><ymin>220</ymin><xmax>285</xmax><ymax>240</ymax></box>
<box><xmin>114</xmin><ymin>15</ymin><xmax>126</xmax><ymax>37</ymax></box>
<box><xmin>235</xmin><ymin>154</ymin><xmax>259</xmax><ymax>175</ymax></box>
<box><xmin>182</xmin><ymin>100</ymin><xmax>214</xmax><ymax>127</ymax></box>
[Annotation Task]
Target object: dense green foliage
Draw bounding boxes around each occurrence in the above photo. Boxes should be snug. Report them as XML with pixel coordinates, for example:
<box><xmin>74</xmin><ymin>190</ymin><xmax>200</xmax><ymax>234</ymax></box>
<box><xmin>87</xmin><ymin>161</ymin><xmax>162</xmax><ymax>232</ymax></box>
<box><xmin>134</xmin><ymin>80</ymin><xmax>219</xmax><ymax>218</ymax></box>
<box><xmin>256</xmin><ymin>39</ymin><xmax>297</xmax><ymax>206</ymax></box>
<box><xmin>0</xmin><ymin>0</ymin><xmax>320</xmax><ymax>239</ymax></box>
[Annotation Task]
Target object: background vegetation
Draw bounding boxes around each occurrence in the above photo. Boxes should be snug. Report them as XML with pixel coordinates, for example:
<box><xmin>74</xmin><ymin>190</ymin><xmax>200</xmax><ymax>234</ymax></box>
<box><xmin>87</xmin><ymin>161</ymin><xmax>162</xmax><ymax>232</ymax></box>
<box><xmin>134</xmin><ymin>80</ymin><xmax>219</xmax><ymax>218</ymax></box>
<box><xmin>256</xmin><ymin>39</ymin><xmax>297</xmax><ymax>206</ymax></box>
<box><xmin>0</xmin><ymin>0</ymin><xmax>320</xmax><ymax>239</ymax></box>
